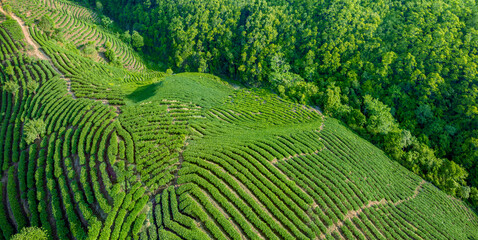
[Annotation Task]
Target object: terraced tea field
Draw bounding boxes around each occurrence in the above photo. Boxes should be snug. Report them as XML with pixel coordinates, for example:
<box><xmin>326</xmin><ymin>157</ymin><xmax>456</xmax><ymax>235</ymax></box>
<box><xmin>0</xmin><ymin>0</ymin><xmax>477</xmax><ymax>239</ymax></box>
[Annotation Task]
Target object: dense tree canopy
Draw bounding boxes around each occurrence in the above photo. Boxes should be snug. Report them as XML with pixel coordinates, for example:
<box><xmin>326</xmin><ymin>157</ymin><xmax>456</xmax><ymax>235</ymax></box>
<box><xmin>77</xmin><ymin>0</ymin><xmax>478</xmax><ymax>204</ymax></box>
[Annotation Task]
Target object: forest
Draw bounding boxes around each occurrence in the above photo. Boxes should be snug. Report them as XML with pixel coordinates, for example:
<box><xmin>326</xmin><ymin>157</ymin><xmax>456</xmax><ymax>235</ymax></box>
<box><xmin>71</xmin><ymin>0</ymin><xmax>478</xmax><ymax>205</ymax></box>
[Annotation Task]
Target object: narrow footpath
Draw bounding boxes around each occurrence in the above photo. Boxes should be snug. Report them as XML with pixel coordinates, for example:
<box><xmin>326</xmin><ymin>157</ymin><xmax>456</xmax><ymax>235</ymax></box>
<box><xmin>0</xmin><ymin>5</ymin><xmax>77</xmax><ymax>99</ymax></box>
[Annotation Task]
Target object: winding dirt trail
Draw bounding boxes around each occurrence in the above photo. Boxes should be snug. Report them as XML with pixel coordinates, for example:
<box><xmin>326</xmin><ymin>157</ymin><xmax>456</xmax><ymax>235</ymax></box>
<box><xmin>0</xmin><ymin>5</ymin><xmax>77</xmax><ymax>99</ymax></box>
<box><xmin>322</xmin><ymin>180</ymin><xmax>426</xmax><ymax>238</ymax></box>
<box><xmin>0</xmin><ymin>6</ymin><xmax>47</xmax><ymax>60</ymax></box>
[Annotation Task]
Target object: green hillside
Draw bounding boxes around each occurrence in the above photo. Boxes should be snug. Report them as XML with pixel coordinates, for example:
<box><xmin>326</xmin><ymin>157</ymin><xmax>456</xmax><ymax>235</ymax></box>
<box><xmin>75</xmin><ymin>0</ymin><xmax>478</xmax><ymax>201</ymax></box>
<box><xmin>0</xmin><ymin>0</ymin><xmax>477</xmax><ymax>239</ymax></box>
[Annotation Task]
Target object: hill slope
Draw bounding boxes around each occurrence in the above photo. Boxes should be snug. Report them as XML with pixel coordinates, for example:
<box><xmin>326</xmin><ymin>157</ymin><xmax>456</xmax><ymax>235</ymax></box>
<box><xmin>0</xmin><ymin>0</ymin><xmax>477</xmax><ymax>239</ymax></box>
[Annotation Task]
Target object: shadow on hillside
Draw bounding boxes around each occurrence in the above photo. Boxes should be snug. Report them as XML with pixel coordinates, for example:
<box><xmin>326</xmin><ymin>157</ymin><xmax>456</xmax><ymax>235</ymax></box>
<box><xmin>126</xmin><ymin>81</ymin><xmax>162</xmax><ymax>103</ymax></box>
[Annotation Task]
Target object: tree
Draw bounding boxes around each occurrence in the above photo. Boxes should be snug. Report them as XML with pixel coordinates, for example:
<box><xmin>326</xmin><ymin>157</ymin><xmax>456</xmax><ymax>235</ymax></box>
<box><xmin>284</xmin><ymin>80</ymin><xmax>318</xmax><ymax>104</ymax></box>
<box><xmin>363</xmin><ymin>95</ymin><xmax>397</xmax><ymax>135</ymax></box>
<box><xmin>457</xmin><ymin>186</ymin><xmax>471</xmax><ymax>199</ymax></box>
<box><xmin>5</xmin><ymin>65</ymin><xmax>14</xmax><ymax>76</ymax></box>
<box><xmin>400</xmin><ymin>130</ymin><xmax>415</xmax><ymax>149</ymax></box>
<box><xmin>11</xmin><ymin>227</ymin><xmax>48</xmax><ymax>240</ymax></box>
<box><xmin>104</xmin><ymin>48</ymin><xmax>116</xmax><ymax>62</ymax></box>
<box><xmin>143</xmin><ymin>0</ymin><xmax>151</xmax><ymax>9</ymax></box>
<box><xmin>82</xmin><ymin>41</ymin><xmax>97</xmax><ymax>58</ymax></box>
<box><xmin>3</xmin><ymin>80</ymin><xmax>19</xmax><ymax>96</ymax></box>
<box><xmin>131</xmin><ymin>31</ymin><xmax>144</xmax><ymax>50</ymax></box>
<box><xmin>416</xmin><ymin>104</ymin><xmax>434</xmax><ymax>125</ymax></box>
<box><xmin>96</xmin><ymin>1</ymin><xmax>103</xmax><ymax>12</ymax></box>
<box><xmin>121</xmin><ymin>31</ymin><xmax>131</xmax><ymax>44</ymax></box>
<box><xmin>105</xmin><ymin>41</ymin><xmax>112</xmax><ymax>49</ymax></box>
<box><xmin>439</xmin><ymin>160</ymin><xmax>468</xmax><ymax>195</ymax></box>
<box><xmin>38</xmin><ymin>15</ymin><xmax>55</xmax><ymax>35</ymax></box>
<box><xmin>26</xmin><ymin>80</ymin><xmax>39</xmax><ymax>94</ymax></box>
<box><xmin>23</xmin><ymin>118</ymin><xmax>46</xmax><ymax>144</ymax></box>
<box><xmin>346</xmin><ymin>109</ymin><xmax>366</xmax><ymax>128</ymax></box>
<box><xmin>101</xmin><ymin>16</ymin><xmax>113</xmax><ymax>29</ymax></box>
<box><xmin>3</xmin><ymin>4</ymin><xmax>12</xmax><ymax>13</ymax></box>
<box><xmin>323</xmin><ymin>83</ymin><xmax>342</xmax><ymax>115</ymax></box>
<box><xmin>470</xmin><ymin>187</ymin><xmax>478</xmax><ymax>206</ymax></box>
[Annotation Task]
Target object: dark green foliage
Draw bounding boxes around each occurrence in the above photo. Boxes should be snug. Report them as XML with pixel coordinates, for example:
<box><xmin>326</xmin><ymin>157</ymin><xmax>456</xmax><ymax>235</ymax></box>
<box><xmin>131</xmin><ymin>31</ymin><xmax>143</xmax><ymax>50</ymax></box>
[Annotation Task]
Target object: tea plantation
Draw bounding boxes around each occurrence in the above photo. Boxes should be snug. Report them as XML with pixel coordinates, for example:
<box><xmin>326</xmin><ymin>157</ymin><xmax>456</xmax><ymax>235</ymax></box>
<box><xmin>0</xmin><ymin>0</ymin><xmax>477</xmax><ymax>239</ymax></box>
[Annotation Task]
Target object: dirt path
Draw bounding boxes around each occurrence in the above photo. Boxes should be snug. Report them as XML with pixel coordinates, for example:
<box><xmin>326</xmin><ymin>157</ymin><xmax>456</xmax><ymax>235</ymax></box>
<box><xmin>171</xmin><ymin>152</ymin><xmax>184</xmax><ymax>188</ymax></box>
<box><xmin>392</xmin><ymin>180</ymin><xmax>425</xmax><ymax>206</ymax></box>
<box><xmin>40</xmin><ymin>49</ymin><xmax>77</xmax><ymax>99</ymax></box>
<box><xmin>322</xmin><ymin>180</ymin><xmax>426</xmax><ymax>238</ymax></box>
<box><xmin>0</xmin><ymin>6</ymin><xmax>47</xmax><ymax>61</ymax></box>
<box><xmin>0</xmin><ymin>6</ymin><xmax>78</xmax><ymax>99</ymax></box>
<box><xmin>271</xmin><ymin>150</ymin><xmax>320</xmax><ymax>164</ymax></box>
